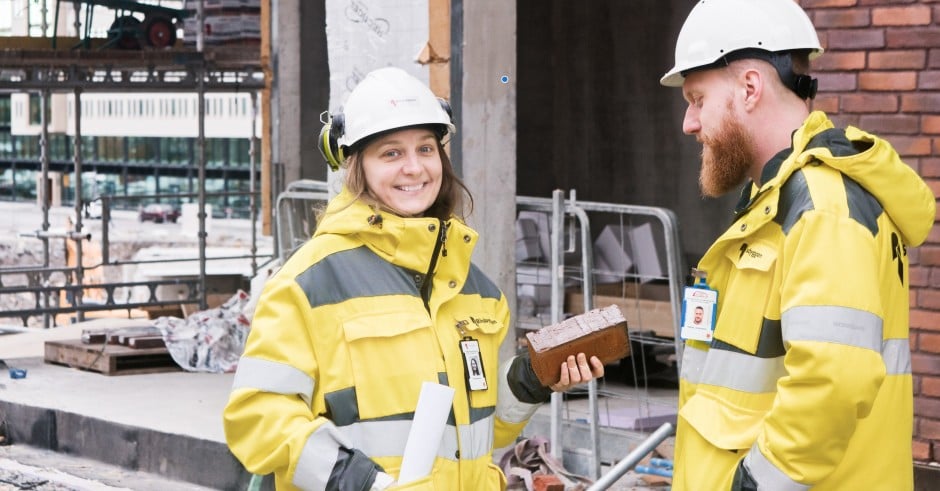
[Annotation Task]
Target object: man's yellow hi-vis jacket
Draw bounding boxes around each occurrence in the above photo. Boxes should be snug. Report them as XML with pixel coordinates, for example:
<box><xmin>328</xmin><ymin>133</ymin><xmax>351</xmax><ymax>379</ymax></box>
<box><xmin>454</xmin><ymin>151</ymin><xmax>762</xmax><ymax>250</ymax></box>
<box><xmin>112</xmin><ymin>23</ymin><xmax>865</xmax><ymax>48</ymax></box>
<box><xmin>673</xmin><ymin>111</ymin><xmax>936</xmax><ymax>491</ymax></box>
<box><xmin>224</xmin><ymin>189</ymin><xmax>546</xmax><ymax>490</ymax></box>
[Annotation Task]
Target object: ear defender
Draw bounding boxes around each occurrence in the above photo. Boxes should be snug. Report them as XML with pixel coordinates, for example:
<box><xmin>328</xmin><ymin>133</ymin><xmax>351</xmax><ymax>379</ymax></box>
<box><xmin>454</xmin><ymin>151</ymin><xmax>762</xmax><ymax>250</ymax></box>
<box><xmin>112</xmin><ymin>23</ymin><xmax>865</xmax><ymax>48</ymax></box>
<box><xmin>318</xmin><ymin>111</ymin><xmax>346</xmax><ymax>171</ymax></box>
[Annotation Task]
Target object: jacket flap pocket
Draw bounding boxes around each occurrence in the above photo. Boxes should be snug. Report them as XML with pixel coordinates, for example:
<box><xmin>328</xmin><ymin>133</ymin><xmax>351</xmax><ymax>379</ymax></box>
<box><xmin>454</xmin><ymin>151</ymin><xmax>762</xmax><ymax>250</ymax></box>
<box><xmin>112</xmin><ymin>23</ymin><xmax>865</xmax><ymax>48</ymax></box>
<box><xmin>456</xmin><ymin>313</ymin><xmax>504</xmax><ymax>334</ymax></box>
<box><xmin>343</xmin><ymin>310</ymin><xmax>431</xmax><ymax>342</ymax></box>
<box><xmin>679</xmin><ymin>392</ymin><xmax>764</xmax><ymax>451</ymax></box>
<box><xmin>725</xmin><ymin>240</ymin><xmax>777</xmax><ymax>271</ymax></box>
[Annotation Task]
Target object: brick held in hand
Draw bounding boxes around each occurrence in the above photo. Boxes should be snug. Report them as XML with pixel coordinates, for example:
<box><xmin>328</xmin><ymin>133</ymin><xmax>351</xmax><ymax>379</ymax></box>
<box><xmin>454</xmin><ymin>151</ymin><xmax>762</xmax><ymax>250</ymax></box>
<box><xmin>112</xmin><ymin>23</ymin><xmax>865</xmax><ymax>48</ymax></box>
<box><xmin>526</xmin><ymin>304</ymin><xmax>630</xmax><ymax>387</ymax></box>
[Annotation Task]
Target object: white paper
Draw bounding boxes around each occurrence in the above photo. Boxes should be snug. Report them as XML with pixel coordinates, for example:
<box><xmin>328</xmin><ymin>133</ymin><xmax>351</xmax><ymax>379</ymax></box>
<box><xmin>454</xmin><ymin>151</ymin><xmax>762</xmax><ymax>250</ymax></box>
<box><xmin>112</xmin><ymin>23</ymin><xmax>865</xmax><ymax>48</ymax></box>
<box><xmin>397</xmin><ymin>382</ymin><xmax>455</xmax><ymax>485</ymax></box>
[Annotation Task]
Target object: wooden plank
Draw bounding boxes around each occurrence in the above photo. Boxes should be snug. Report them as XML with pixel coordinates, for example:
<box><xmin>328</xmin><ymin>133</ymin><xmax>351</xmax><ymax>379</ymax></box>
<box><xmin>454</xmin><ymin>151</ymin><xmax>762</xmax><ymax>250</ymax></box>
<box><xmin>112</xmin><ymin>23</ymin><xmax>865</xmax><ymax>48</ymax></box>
<box><xmin>44</xmin><ymin>339</ymin><xmax>180</xmax><ymax>376</ymax></box>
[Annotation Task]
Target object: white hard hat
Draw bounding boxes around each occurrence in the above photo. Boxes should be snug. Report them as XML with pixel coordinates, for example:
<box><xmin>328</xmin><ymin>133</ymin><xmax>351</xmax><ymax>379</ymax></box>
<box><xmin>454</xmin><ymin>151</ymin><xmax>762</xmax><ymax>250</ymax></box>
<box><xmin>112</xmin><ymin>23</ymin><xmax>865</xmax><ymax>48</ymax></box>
<box><xmin>661</xmin><ymin>0</ymin><xmax>823</xmax><ymax>87</ymax></box>
<box><xmin>338</xmin><ymin>67</ymin><xmax>455</xmax><ymax>148</ymax></box>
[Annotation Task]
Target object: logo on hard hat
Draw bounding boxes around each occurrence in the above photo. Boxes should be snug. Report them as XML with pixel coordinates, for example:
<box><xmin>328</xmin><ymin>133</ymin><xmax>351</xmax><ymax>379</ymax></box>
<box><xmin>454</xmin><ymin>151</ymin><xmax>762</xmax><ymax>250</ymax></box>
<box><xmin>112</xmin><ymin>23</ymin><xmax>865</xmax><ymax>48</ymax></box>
<box><xmin>389</xmin><ymin>98</ymin><xmax>418</xmax><ymax>107</ymax></box>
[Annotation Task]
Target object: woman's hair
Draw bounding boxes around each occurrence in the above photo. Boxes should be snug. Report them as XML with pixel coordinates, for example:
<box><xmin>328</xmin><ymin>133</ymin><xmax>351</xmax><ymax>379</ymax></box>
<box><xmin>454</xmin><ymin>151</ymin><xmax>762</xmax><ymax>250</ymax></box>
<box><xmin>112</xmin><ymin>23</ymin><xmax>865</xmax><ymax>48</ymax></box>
<box><xmin>343</xmin><ymin>125</ymin><xmax>474</xmax><ymax>221</ymax></box>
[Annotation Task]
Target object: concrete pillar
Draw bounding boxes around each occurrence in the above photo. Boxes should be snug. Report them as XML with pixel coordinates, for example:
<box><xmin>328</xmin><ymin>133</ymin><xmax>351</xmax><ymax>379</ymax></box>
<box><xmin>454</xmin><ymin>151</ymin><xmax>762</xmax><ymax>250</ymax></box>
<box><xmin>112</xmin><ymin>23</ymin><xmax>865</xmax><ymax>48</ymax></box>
<box><xmin>273</xmin><ymin>0</ymin><xmax>330</xmax><ymax>187</ymax></box>
<box><xmin>458</xmin><ymin>0</ymin><xmax>518</xmax><ymax>360</ymax></box>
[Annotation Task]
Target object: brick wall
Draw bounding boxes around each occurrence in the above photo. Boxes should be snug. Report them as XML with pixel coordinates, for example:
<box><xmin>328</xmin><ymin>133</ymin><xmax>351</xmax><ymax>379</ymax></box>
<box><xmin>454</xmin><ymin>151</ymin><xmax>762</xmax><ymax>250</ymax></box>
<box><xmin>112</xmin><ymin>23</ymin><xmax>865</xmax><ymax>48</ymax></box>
<box><xmin>802</xmin><ymin>0</ymin><xmax>940</xmax><ymax>464</ymax></box>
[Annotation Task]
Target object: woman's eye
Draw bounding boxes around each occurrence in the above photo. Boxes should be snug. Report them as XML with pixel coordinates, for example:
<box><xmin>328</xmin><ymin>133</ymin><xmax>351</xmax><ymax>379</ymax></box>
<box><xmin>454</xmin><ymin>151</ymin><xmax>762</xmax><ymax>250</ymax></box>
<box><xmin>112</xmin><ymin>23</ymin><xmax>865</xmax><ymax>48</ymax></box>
<box><xmin>419</xmin><ymin>145</ymin><xmax>435</xmax><ymax>154</ymax></box>
<box><xmin>383</xmin><ymin>149</ymin><xmax>401</xmax><ymax>158</ymax></box>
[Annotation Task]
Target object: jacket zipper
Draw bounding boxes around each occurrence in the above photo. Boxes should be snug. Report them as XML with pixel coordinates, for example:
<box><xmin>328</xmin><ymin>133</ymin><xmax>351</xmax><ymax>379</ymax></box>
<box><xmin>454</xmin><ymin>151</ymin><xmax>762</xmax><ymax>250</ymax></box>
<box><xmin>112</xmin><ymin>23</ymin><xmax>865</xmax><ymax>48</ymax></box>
<box><xmin>421</xmin><ymin>219</ymin><xmax>447</xmax><ymax>312</ymax></box>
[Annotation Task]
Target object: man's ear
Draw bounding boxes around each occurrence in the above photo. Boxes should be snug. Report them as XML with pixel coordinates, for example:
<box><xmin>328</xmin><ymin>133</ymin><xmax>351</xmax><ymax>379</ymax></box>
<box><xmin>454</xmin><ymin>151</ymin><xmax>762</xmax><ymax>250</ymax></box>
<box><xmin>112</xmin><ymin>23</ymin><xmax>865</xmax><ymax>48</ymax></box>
<box><xmin>741</xmin><ymin>68</ymin><xmax>763</xmax><ymax>111</ymax></box>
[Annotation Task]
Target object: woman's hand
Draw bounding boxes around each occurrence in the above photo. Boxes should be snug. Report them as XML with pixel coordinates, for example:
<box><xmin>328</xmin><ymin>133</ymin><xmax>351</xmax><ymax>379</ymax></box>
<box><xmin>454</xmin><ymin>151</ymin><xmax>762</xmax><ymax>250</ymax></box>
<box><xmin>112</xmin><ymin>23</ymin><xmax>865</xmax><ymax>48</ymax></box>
<box><xmin>549</xmin><ymin>353</ymin><xmax>605</xmax><ymax>392</ymax></box>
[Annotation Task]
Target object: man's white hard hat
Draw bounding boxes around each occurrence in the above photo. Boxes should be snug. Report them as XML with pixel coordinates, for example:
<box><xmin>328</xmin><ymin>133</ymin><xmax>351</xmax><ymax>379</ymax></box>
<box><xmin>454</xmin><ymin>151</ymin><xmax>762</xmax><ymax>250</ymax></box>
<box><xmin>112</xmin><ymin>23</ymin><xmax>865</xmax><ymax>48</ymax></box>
<box><xmin>338</xmin><ymin>67</ymin><xmax>455</xmax><ymax>148</ymax></box>
<box><xmin>660</xmin><ymin>0</ymin><xmax>824</xmax><ymax>87</ymax></box>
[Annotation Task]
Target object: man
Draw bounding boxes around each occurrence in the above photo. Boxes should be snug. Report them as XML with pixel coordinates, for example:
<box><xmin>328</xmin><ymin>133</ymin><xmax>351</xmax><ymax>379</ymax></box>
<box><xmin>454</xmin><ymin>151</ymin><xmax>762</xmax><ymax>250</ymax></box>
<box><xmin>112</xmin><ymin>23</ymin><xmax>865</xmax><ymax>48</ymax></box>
<box><xmin>660</xmin><ymin>1</ymin><xmax>936</xmax><ymax>490</ymax></box>
<box><xmin>692</xmin><ymin>305</ymin><xmax>704</xmax><ymax>326</ymax></box>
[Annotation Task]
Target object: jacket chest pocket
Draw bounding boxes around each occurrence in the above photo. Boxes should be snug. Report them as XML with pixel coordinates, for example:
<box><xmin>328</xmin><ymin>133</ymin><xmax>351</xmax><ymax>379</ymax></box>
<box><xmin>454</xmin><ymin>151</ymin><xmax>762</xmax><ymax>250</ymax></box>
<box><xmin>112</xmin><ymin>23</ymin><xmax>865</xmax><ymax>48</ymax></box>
<box><xmin>715</xmin><ymin>240</ymin><xmax>777</xmax><ymax>353</ymax></box>
<box><xmin>342</xmin><ymin>310</ymin><xmax>441</xmax><ymax>418</ymax></box>
<box><xmin>455</xmin><ymin>314</ymin><xmax>504</xmax><ymax>405</ymax></box>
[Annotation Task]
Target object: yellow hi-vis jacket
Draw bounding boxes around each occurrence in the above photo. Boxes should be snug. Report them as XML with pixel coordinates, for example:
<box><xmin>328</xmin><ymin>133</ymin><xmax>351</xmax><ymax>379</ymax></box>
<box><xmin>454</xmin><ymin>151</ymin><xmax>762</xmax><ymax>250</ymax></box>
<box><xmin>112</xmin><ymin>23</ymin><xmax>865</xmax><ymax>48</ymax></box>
<box><xmin>224</xmin><ymin>189</ymin><xmax>543</xmax><ymax>490</ymax></box>
<box><xmin>673</xmin><ymin>112</ymin><xmax>936</xmax><ymax>491</ymax></box>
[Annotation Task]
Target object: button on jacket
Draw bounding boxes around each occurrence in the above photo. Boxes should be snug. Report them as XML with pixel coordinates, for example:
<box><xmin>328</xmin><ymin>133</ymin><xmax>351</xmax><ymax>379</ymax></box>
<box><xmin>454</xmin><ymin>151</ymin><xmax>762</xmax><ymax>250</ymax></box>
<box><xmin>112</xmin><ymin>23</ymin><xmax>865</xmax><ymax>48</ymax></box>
<box><xmin>224</xmin><ymin>188</ymin><xmax>540</xmax><ymax>490</ymax></box>
<box><xmin>673</xmin><ymin>111</ymin><xmax>936</xmax><ymax>490</ymax></box>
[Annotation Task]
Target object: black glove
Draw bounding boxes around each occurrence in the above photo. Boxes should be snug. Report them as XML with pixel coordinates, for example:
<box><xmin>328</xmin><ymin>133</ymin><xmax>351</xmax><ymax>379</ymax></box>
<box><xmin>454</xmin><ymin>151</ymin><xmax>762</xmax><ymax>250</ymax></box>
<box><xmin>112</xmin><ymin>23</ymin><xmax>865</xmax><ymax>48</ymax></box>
<box><xmin>327</xmin><ymin>447</ymin><xmax>385</xmax><ymax>491</ymax></box>
<box><xmin>731</xmin><ymin>458</ymin><xmax>758</xmax><ymax>491</ymax></box>
<box><xmin>507</xmin><ymin>354</ymin><xmax>554</xmax><ymax>404</ymax></box>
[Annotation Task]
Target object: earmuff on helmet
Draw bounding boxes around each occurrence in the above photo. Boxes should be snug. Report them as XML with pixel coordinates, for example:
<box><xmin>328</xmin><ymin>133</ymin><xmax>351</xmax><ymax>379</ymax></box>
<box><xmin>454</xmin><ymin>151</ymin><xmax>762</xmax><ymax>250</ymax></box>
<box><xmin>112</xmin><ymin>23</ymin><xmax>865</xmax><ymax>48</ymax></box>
<box><xmin>317</xmin><ymin>67</ymin><xmax>457</xmax><ymax>171</ymax></box>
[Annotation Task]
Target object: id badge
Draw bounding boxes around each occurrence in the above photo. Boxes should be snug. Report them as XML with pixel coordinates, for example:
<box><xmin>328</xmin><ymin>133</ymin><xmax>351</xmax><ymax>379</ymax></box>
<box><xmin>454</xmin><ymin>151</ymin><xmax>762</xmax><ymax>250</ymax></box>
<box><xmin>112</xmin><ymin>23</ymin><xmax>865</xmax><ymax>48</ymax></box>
<box><xmin>680</xmin><ymin>275</ymin><xmax>718</xmax><ymax>342</ymax></box>
<box><xmin>459</xmin><ymin>337</ymin><xmax>488</xmax><ymax>391</ymax></box>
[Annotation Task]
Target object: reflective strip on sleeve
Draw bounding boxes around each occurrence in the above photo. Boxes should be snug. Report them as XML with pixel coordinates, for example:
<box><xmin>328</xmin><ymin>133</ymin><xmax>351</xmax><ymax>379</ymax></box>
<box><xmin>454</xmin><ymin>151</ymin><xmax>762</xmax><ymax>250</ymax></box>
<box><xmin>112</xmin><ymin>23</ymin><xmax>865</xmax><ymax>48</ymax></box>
<box><xmin>699</xmin><ymin>348</ymin><xmax>785</xmax><ymax>394</ymax></box>
<box><xmin>882</xmin><ymin>338</ymin><xmax>912</xmax><ymax>375</ymax></box>
<box><xmin>744</xmin><ymin>445</ymin><xmax>811</xmax><ymax>491</ymax></box>
<box><xmin>782</xmin><ymin>305</ymin><xmax>883</xmax><ymax>352</ymax></box>
<box><xmin>292</xmin><ymin>421</ymin><xmax>352</xmax><ymax>490</ymax></box>
<box><xmin>457</xmin><ymin>413</ymin><xmax>495</xmax><ymax>460</ymax></box>
<box><xmin>679</xmin><ymin>343</ymin><xmax>707</xmax><ymax>384</ymax></box>
<box><xmin>496</xmin><ymin>357</ymin><xmax>541</xmax><ymax>424</ymax></box>
<box><xmin>231</xmin><ymin>356</ymin><xmax>315</xmax><ymax>407</ymax></box>
<box><xmin>335</xmin><ymin>420</ymin><xmax>460</xmax><ymax>462</ymax></box>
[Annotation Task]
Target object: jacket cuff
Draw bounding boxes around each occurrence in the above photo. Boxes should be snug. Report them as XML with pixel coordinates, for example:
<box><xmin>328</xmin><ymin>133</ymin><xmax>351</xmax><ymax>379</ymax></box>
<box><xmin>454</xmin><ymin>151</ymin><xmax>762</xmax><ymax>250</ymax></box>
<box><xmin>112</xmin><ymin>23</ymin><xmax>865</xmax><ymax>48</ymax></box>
<box><xmin>327</xmin><ymin>447</ymin><xmax>384</xmax><ymax>491</ymax></box>
<box><xmin>506</xmin><ymin>354</ymin><xmax>553</xmax><ymax>404</ymax></box>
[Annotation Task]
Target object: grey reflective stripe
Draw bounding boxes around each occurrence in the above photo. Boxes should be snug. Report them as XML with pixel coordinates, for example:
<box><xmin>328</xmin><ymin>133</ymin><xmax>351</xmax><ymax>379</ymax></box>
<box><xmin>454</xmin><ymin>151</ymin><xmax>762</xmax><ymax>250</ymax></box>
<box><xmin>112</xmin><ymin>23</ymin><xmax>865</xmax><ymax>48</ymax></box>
<box><xmin>295</xmin><ymin>246</ymin><xmax>420</xmax><ymax>308</ymax></box>
<box><xmin>843</xmin><ymin>175</ymin><xmax>881</xmax><ymax>237</ymax></box>
<box><xmin>883</xmin><ymin>338</ymin><xmax>912</xmax><ymax>375</ymax></box>
<box><xmin>460</xmin><ymin>263</ymin><xmax>502</xmax><ymax>300</ymax></box>
<box><xmin>744</xmin><ymin>445</ymin><xmax>811</xmax><ymax>491</ymax></box>
<box><xmin>680</xmin><ymin>344</ymin><xmax>707</xmax><ymax>384</ymax></box>
<box><xmin>782</xmin><ymin>305</ymin><xmax>883</xmax><ymax>353</ymax></box>
<box><xmin>458</xmin><ymin>413</ymin><xmax>495</xmax><ymax>460</ymax></box>
<box><xmin>700</xmin><ymin>348</ymin><xmax>785</xmax><ymax>394</ymax></box>
<box><xmin>232</xmin><ymin>356</ymin><xmax>314</xmax><ymax>407</ymax></box>
<box><xmin>293</xmin><ymin>422</ymin><xmax>350</xmax><ymax>490</ymax></box>
<box><xmin>774</xmin><ymin>170</ymin><xmax>814</xmax><ymax>235</ymax></box>
<box><xmin>336</xmin><ymin>420</ymin><xmax>459</xmax><ymax>462</ymax></box>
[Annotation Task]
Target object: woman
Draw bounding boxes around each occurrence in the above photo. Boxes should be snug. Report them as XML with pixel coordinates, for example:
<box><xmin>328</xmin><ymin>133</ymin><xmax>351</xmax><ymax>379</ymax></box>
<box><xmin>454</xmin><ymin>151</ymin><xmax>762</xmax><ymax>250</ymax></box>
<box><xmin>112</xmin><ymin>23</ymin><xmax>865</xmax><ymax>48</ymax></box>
<box><xmin>223</xmin><ymin>67</ymin><xmax>603</xmax><ymax>490</ymax></box>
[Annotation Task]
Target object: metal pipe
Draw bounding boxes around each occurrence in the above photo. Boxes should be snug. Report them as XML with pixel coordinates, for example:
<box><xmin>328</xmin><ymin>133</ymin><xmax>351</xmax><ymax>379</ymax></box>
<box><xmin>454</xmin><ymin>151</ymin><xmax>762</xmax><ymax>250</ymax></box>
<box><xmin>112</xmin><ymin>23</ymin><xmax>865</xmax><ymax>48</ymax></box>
<box><xmin>549</xmin><ymin>189</ymin><xmax>564</xmax><ymax>460</ymax></box>
<box><xmin>585</xmin><ymin>422</ymin><xmax>674</xmax><ymax>491</ymax></box>
<box><xmin>249</xmin><ymin>91</ymin><xmax>258</xmax><ymax>276</ymax></box>
<box><xmin>197</xmin><ymin>63</ymin><xmax>207</xmax><ymax>310</ymax></box>
<box><xmin>72</xmin><ymin>87</ymin><xmax>84</xmax><ymax>322</ymax></box>
<box><xmin>39</xmin><ymin>88</ymin><xmax>51</xmax><ymax>328</ymax></box>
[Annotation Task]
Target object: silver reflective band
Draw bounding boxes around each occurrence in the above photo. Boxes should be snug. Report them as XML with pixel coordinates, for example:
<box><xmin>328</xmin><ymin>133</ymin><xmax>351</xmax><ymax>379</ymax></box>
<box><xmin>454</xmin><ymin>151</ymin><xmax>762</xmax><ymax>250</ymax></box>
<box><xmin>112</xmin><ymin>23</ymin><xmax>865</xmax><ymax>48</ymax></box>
<box><xmin>700</xmin><ymin>349</ymin><xmax>785</xmax><ymax>394</ymax></box>
<box><xmin>782</xmin><ymin>305</ymin><xmax>883</xmax><ymax>352</ymax></box>
<box><xmin>744</xmin><ymin>445</ymin><xmax>811</xmax><ymax>491</ymax></box>
<box><xmin>232</xmin><ymin>356</ymin><xmax>315</xmax><ymax>407</ymax></box>
<box><xmin>337</xmin><ymin>420</ymin><xmax>458</xmax><ymax>462</ymax></box>
<box><xmin>679</xmin><ymin>344</ymin><xmax>707</xmax><ymax>384</ymax></box>
<box><xmin>882</xmin><ymin>338</ymin><xmax>912</xmax><ymax>375</ymax></box>
<box><xmin>458</xmin><ymin>414</ymin><xmax>495</xmax><ymax>460</ymax></box>
<box><xmin>293</xmin><ymin>422</ymin><xmax>350</xmax><ymax>490</ymax></box>
<box><xmin>496</xmin><ymin>357</ymin><xmax>540</xmax><ymax>424</ymax></box>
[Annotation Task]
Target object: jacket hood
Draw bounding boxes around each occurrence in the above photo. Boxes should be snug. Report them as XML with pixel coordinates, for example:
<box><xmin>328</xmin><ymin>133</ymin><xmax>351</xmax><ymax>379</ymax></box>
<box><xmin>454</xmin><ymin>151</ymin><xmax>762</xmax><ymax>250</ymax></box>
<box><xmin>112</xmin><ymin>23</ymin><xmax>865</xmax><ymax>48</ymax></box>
<box><xmin>788</xmin><ymin>112</ymin><xmax>936</xmax><ymax>246</ymax></box>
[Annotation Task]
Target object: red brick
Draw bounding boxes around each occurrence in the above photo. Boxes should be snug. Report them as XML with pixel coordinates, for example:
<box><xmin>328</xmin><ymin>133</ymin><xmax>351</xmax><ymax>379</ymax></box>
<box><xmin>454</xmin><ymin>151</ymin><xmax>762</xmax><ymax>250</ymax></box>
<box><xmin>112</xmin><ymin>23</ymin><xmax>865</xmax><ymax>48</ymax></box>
<box><xmin>924</xmin><ymin>118</ymin><xmax>940</xmax><ymax>136</ymax></box>
<box><xmin>911</xmin><ymin>308</ymin><xmax>940</xmax><ymax>331</ymax></box>
<box><xmin>887</xmin><ymin>136</ymin><xmax>933</xmax><ymax>156</ymax></box>
<box><xmin>919</xmin><ymin>417</ymin><xmax>940</xmax><ymax>440</ymax></box>
<box><xmin>923</xmin><ymin>377</ymin><xmax>940</xmax><ymax>398</ymax></box>
<box><xmin>913</xmin><ymin>333</ymin><xmax>922</xmax><ymax>353</ymax></box>
<box><xmin>920</xmin><ymin>71</ymin><xmax>940</xmax><ymax>90</ymax></box>
<box><xmin>914</xmin><ymin>439</ymin><xmax>933</xmax><ymax>461</ymax></box>
<box><xmin>829</xmin><ymin>113</ymin><xmax>860</xmax><ymax>129</ymax></box>
<box><xmin>921</xmin><ymin>333</ymin><xmax>940</xmax><ymax>353</ymax></box>
<box><xmin>533</xmin><ymin>474</ymin><xmax>564</xmax><ymax>491</ymax></box>
<box><xmin>915</xmin><ymin>396</ymin><xmax>940</xmax><ymax>418</ymax></box>
<box><xmin>902</xmin><ymin>93</ymin><xmax>940</xmax><ymax>113</ymax></box>
<box><xmin>872</xmin><ymin>6</ymin><xmax>932</xmax><ymax>26</ymax></box>
<box><xmin>859</xmin><ymin>71</ymin><xmax>917</xmax><ymax>90</ymax></box>
<box><xmin>859</xmin><ymin>114</ymin><xmax>920</xmax><ymax>134</ymax></box>
<box><xmin>842</xmin><ymin>93</ymin><xmax>899</xmax><ymax>112</ymax></box>
<box><xmin>870</xmin><ymin>50</ymin><xmax>927</xmax><ymax>70</ymax></box>
<box><xmin>817</xmin><ymin>72</ymin><xmax>858</xmax><ymax>92</ymax></box>
<box><xmin>814</xmin><ymin>9</ymin><xmax>871</xmax><ymax>28</ymax></box>
<box><xmin>925</xmin><ymin>226</ymin><xmax>940</xmax><ymax>245</ymax></box>
<box><xmin>828</xmin><ymin>29</ymin><xmax>886</xmax><ymax>50</ymax></box>
<box><xmin>813</xmin><ymin>51</ymin><xmax>867</xmax><ymax>71</ymax></box>
<box><xmin>811</xmin><ymin>95</ymin><xmax>840</xmax><ymax>113</ymax></box>
<box><xmin>803</xmin><ymin>0</ymin><xmax>860</xmax><ymax>7</ymax></box>
<box><xmin>929</xmin><ymin>181</ymin><xmax>940</xmax><ymax>201</ymax></box>
<box><xmin>888</xmin><ymin>28</ymin><xmax>940</xmax><ymax>50</ymax></box>
<box><xmin>912</xmin><ymin>265</ymin><xmax>931</xmax><ymax>287</ymax></box>
<box><xmin>930</xmin><ymin>268</ymin><xmax>940</xmax><ymax>288</ymax></box>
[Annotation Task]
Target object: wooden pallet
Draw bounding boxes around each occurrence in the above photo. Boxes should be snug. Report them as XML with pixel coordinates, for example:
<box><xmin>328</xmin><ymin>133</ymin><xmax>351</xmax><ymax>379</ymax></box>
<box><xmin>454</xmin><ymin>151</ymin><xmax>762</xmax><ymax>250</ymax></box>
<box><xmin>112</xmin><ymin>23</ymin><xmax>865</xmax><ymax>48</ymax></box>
<box><xmin>44</xmin><ymin>339</ymin><xmax>181</xmax><ymax>376</ymax></box>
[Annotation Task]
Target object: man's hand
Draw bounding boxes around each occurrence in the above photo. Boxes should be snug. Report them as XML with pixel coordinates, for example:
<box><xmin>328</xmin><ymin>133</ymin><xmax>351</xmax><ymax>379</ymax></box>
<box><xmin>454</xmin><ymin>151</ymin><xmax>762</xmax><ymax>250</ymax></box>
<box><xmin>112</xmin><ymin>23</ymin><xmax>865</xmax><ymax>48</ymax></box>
<box><xmin>549</xmin><ymin>353</ymin><xmax>605</xmax><ymax>392</ymax></box>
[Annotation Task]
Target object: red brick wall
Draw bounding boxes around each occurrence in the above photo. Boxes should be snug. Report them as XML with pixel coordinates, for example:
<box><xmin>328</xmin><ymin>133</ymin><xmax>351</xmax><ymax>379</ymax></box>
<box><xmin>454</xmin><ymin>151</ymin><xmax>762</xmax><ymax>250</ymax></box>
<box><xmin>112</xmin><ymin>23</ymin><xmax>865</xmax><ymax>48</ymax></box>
<box><xmin>802</xmin><ymin>0</ymin><xmax>940</xmax><ymax>464</ymax></box>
